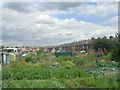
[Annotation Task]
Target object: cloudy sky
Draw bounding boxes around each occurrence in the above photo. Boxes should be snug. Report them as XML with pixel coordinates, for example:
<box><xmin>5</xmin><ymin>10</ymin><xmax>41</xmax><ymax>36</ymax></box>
<box><xmin>1</xmin><ymin>1</ymin><xmax>118</xmax><ymax>46</ymax></box>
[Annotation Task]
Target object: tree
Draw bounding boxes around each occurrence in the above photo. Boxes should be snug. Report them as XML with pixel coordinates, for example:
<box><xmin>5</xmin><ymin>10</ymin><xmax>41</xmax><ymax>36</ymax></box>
<box><xmin>24</xmin><ymin>55</ymin><xmax>33</xmax><ymax>63</ymax></box>
<box><xmin>115</xmin><ymin>33</ymin><xmax>120</xmax><ymax>42</ymax></box>
<box><xmin>111</xmin><ymin>33</ymin><xmax>120</xmax><ymax>62</ymax></box>
<box><xmin>109</xmin><ymin>36</ymin><xmax>113</xmax><ymax>40</ymax></box>
<box><xmin>92</xmin><ymin>37</ymin><xmax>113</xmax><ymax>55</ymax></box>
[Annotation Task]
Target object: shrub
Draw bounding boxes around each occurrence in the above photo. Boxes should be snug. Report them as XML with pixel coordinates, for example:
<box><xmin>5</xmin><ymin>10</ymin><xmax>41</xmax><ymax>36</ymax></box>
<box><xmin>73</xmin><ymin>57</ymin><xmax>85</xmax><ymax>65</ymax></box>
<box><xmin>58</xmin><ymin>61</ymin><xmax>76</xmax><ymax>68</ymax></box>
<box><xmin>24</xmin><ymin>55</ymin><xmax>33</xmax><ymax>63</ymax></box>
<box><xmin>100</xmin><ymin>53</ymin><xmax>112</xmax><ymax>61</ymax></box>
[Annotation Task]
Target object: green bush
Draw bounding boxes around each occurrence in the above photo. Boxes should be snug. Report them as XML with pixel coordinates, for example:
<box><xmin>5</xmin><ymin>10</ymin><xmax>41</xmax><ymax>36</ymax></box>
<box><xmin>24</xmin><ymin>55</ymin><xmax>33</xmax><ymax>63</ymax></box>
<box><xmin>73</xmin><ymin>57</ymin><xmax>85</xmax><ymax>65</ymax></box>
<box><xmin>100</xmin><ymin>53</ymin><xmax>112</xmax><ymax>61</ymax></box>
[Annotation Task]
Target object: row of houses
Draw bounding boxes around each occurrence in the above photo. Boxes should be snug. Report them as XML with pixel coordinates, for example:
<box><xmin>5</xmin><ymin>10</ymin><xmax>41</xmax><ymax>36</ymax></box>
<box><xmin>0</xmin><ymin>39</ymin><xmax>94</xmax><ymax>64</ymax></box>
<box><xmin>42</xmin><ymin>40</ymin><xmax>93</xmax><ymax>53</ymax></box>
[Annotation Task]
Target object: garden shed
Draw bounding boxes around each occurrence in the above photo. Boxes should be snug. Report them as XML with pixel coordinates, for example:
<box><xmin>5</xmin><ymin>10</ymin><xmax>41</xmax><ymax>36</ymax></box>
<box><xmin>55</xmin><ymin>52</ymin><xmax>73</xmax><ymax>57</ymax></box>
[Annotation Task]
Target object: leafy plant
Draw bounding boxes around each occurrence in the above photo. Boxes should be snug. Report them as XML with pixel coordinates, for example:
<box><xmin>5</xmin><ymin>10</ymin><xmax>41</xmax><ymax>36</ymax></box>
<box><xmin>24</xmin><ymin>55</ymin><xmax>33</xmax><ymax>63</ymax></box>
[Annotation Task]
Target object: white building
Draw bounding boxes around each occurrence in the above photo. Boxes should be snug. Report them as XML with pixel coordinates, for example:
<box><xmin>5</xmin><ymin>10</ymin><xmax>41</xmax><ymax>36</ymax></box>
<box><xmin>2</xmin><ymin>47</ymin><xmax>22</xmax><ymax>64</ymax></box>
<box><xmin>4</xmin><ymin>47</ymin><xmax>21</xmax><ymax>53</ymax></box>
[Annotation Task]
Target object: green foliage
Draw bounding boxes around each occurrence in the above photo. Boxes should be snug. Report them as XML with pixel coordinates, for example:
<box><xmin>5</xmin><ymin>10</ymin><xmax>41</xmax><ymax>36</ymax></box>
<box><xmin>56</xmin><ymin>55</ymin><xmax>96</xmax><ymax>68</ymax></box>
<box><xmin>24</xmin><ymin>55</ymin><xmax>33</xmax><ymax>63</ymax></box>
<box><xmin>110</xmin><ymin>33</ymin><xmax>120</xmax><ymax>62</ymax></box>
<box><xmin>92</xmin><ymin>38</ymin><xmax>113</xmax><ymax>52</ymax></box>
<box><xmin>72</xmin><ymin>57</ymin><xmax>86</xmax><ymax>65</ymax></box>
<box><xmin>2</xmin><ymin>46</ymin><xmax>119</xmax><ymax>88</ymax></box>
<box><xmin>2</xmin><ymin>66</ymin><xmax>90</xmax><ymax>80</ymax></box>
<box><xmin>58</xmin><ymin>61</ymin><xmax>76</xmax><ymax>68</ymax></box>
<box><xmin>3</xmin><ymin>76</ymin><xmax>118</xmax><ymax>88</ymax></box>
<box><xmin>36</xmin><ymin>50</ymin><xmax>42</xmax><ymax>55</ymax></box>
<box><xmin>56</xmin><ymin>56</ymin><xmax>71</xmax><ymax>62</ymax></box>
<box><xmin>92</xmin><ymin>34</ymin><xmax>120</xmax><ymax>62</ymax></box>
<box><xmin>111</xmin><ymin>42</ymin><xmax>120</xmax><ymax>62</ymax></box>
<box><xmin>100</xmin><ymin>53</ymin><xmax>112</xmax><ymax>61</ymax></box>
<box><xmin>97</xmin><ymin>59</ymin><xmax>118</xmax><ymax>68</ymax></box>
<box><xmin>115</xmin><ymin>33</ymin><xmax>120</xmax><ymax>42</ymax></box>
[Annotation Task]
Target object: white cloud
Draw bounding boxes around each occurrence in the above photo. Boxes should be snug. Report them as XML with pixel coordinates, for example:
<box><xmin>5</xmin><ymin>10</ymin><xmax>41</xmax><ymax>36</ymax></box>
<box><xmin>102</xmin><ymin>16</ymin><xmax>118</xmax><ymax>27</ymax></box>
<box><xmin>2</xmin><ymin>0</ymin><xmax>119</xmax><ymax>2</ymax></box>
<box><xmin>2</xmin><ymin>2</ymin><xmax>118</xmax><ymax>18</ymax></box>
<box><xmin>76</xmin><ymin>2</ymin><xmax>118</xmax><ymax>17</ymax></box>
<box><xmin>36</xmin><ymin>14</ymin><xmax>58</xmax><ymax>24</ymax></box>
<box><xmin>92</xmin><ymin>28</ymin><xmax>117</xmax><ymax>38</ymax></box>
<box><xmin>2</xmin><ymin>2</ymin><xmax>118</xmax><ymax>46</ymax></box>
